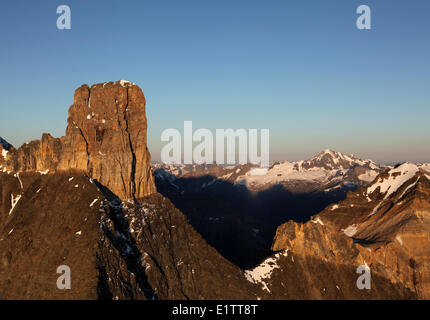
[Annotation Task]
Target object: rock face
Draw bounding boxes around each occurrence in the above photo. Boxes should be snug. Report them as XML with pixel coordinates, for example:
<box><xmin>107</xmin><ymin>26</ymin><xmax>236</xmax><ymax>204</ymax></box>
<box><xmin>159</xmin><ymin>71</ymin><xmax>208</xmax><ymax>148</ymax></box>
<box><xmin>0</xmin><ymin>81</ymin><xmax>156</xmax><ymax>199</ymax></box>
<box><xmin>0</xmin><ymin>171</ymin><xmax>258</xmax><ymax>299</ymax></box>
<box><xmin>0</xmin><ymin>172</ymin><xmax>106</xmax><ymax>299</ymax></box>
<box><xmin>268</xmin><ymin>163</ymin><xmax>430</xmax><ymax>299</ymax></box>
<box><xmin>265</xmin><ymin>220</ymin><xmax>415</xmax><ymax>299</ymax></box>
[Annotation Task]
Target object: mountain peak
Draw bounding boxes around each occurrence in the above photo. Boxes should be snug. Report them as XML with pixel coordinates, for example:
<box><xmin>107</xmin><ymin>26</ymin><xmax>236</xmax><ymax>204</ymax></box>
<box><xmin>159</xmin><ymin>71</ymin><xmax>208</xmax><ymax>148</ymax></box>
<box><xmin>321</xmin><ymin>148</ymin><xmax>337</xmax><ymax>154</ymax></box>
<box><xmin>300</xmin><ymin>149</ymin><xmax>375</xmax><ymax>171</ymax></box>
<box><xmin>0</xmin><ymin>81</ymin><xmax>156</xmax><ymax>199</ymax></box>
<box><xmin>315</xmin><ymin>149</ymin><xmax>359</xmax><ymax>160</ymax></box>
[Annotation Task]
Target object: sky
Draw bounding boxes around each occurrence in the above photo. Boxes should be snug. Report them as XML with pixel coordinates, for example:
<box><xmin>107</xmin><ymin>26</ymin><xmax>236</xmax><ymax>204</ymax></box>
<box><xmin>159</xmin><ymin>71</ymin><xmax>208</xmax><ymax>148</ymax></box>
<box><xmin>0</xmin><ymin>0</ymin><xmax>429</xmax><ymax>164</ymax></box>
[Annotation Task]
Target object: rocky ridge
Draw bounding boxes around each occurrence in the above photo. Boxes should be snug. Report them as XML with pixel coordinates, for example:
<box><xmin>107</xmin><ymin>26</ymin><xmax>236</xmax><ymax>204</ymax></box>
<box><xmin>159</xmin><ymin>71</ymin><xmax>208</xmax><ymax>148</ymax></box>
<box><xmin>268</xmin><ymin>163</ymin><xmax>430</xmax><ymax>298</ymax></box>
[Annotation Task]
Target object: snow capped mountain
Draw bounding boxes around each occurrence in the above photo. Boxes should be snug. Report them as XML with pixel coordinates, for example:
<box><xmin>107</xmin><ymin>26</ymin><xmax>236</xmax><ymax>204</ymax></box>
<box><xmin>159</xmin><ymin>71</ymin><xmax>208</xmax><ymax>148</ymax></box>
<box><xmin>319</xmin><ymin>162</ymin><xmax>430</xmax><ymax>241</ymax></box>
<box><xmin>154</xmin><ymin>149</ymin><xmax>384</xmax><ymax>193</ymax></box>
<box><xmin>296</xmin><ymin>149</ymin><xmax>379</xmax><ymax>171</ymax></box>
<box><xmin>151</xmin><ymin>150</ymin><xmax>430</xmax><ymax>197</ymax></box>
<box><xmin>234</xmin><ymin>149</ymin><xmax>383</xmax><ymax>192</ymax></box>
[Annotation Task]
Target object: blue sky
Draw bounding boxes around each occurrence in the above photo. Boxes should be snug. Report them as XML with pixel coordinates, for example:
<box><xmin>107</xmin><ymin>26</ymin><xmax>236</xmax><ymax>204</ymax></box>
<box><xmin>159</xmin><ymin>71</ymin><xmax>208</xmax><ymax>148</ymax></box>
<box><xmin>0</xmin><ymin>0</ymin><xmax>429</xmax><ymax>163</ymax></box>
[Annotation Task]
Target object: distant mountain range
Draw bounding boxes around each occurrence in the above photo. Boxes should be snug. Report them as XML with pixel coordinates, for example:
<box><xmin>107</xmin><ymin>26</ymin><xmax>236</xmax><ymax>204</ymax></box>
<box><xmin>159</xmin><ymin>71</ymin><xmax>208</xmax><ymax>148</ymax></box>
<box><xmin>153</xmin><ymin>148</ymin><xmax>389</xmax><ymax>194</ymax></box>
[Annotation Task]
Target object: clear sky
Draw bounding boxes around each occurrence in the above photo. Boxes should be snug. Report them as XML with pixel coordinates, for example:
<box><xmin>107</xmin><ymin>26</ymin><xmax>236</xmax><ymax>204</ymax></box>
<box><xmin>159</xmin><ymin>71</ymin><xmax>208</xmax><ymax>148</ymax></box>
<box><xmin>0</xmin><ymin>0</ymin><xmax>429</xmax><ymax>163</ymax></box>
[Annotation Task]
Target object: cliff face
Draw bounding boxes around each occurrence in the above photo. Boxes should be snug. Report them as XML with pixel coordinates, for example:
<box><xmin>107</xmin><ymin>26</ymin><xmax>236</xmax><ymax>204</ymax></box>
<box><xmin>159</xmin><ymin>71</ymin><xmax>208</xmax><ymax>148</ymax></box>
<box><xmin>0</xmin><ymin>172</ymin><xmax>105</xmax><ymax>299</ymax></box>
<box><xmin>270</xmin><ymin>164</ymin><xmax>430</xmax><ymax>299</ymax></box>
<box><xmin>0</xmin><ymin>171</ymin><xmax>258</xmax><ymax>299</ymax></box>
<box><xmin>243</xmin><ymin>218</ymin><xmax>415</xmax><ymax>299</ymax></box>
<box><xmin>0</xmin><ymin>81</ymin><xmax>155</xmax><ymax>200</ymax></box>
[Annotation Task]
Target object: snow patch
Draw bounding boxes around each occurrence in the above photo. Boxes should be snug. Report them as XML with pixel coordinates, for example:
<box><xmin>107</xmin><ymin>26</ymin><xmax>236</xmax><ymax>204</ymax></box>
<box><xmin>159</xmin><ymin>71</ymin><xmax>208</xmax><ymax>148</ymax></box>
<box><xmin>89</xmin><ymin>199</ymin><xmax>98</xmax><ymax>207</ymax></box>
<box><xmin>119</xmin><ymin>80</ymin><xmax>136</xmax><ymax>87</ymax></box>
<box><xmin>398</xmin><ymin>177</ymin><xmax>419</xmax><ymax>200</ymax></box>
<box><xmin>9</xmin><ymin>194</ymin><xmax>22</xmax><ymax>215</ymax></box>
<box><xmin>358</xmin><ymin>170</ymin><xmax>379</xmax><ymax>182</ymax></box>
<box><xmin>14</xmin><ymin>173</ymin><xmax>23</xmax><ymax>189</ymax></box>
<box><xmin>396</xmin><ymin>235</ymin><xmax>403</xmax><ymax>245</ymax></box>
<box><xmin>244</xmin><ymin>250</ymin><xmax>288</xmax><ymax>292</ymax></box>
<box><xmin>366</xmin><ymin>163</ymin><xmax>418</xmax><ymax>200</ymax></box>
<box><xmin>250</xmin><ymin>167</ymin><xmax>269</xmax><ymax>176</ymax></box>
<box><xmin>368</xmin><ymin>201</ymin><xmax>383</xmax><ymax>217</ymax></box>
<box><xmin>312</xmin><ymin>217</ymin><xmax>324</xmax><ymax>225</ymax></box>
<box><xmin>342</xmin><ymin>224</ymin><xmax>358</xmax><ymax>237</ymax></box>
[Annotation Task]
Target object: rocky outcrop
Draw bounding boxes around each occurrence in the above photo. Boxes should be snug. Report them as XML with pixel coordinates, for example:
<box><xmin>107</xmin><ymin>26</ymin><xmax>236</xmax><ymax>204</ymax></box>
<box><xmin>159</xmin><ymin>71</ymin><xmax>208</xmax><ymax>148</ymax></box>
<box><xmin>269</xmin><ymin>163</ymin><xmax>430</xmax><ymax>299</ymax></box>
<box><xmin>242</xmin><ymin>216</ymin><xmax>415</xmax><ymax>299</ymax></box>
<box><xmin>0</xmin><ymin>81</ymin><xmax>155</xmax><ymax>200</ymax></box>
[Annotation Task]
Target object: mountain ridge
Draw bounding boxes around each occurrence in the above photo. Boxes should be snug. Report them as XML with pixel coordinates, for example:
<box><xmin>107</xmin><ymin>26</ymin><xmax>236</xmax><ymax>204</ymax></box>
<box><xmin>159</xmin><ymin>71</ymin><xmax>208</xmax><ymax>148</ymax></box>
<box><xmin>153</xmin><ymin>148</ymin><xmax>389</xmax><ymax>194</ymax></box>
<box><xmin>270</xmin><ymin>163</ymin><xmax>430</xmax><ymax>298</ymax></box>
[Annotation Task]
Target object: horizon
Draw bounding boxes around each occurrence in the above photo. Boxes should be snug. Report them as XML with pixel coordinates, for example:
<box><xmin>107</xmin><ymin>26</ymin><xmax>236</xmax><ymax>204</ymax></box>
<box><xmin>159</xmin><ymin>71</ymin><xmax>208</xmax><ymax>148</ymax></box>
<box><xmin>1</xmin><ymin>0</ymin><xmax>429</xmax><ymax>163</ymax></box>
